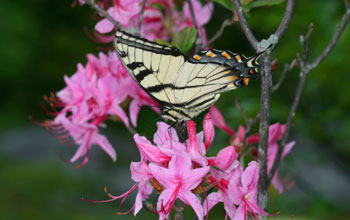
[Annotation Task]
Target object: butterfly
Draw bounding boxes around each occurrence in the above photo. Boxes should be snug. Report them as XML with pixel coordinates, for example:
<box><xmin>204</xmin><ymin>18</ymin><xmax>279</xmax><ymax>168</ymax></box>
<box><xmin>114</xmin><ymin>30</ymin><xmax>262</xmax><ymax>122</ymax></box>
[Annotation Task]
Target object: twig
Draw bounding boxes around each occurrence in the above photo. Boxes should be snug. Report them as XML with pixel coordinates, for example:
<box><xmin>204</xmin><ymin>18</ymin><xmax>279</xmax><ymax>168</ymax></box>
<box><xmin>268</xmin><ymin>2</ymin><xmax>350</xmax><ymax>184</ymax></box>
<box><xmin>233</xmin><ymin>95</ymin><xmax>249</xmax><ymax>125</ymax></box>
<box><xmin>187</xmin><ymin>0</ymin><xmax>203</xmax><ymax>53</ymax></box>
<box><xmin>272</xmin><ymin>58</ymin><xmax>297</xmax><ymax>92</ymax></box>
<box><xmin>137</xmin><ymin>0</ymin><xmax>147</xmax><ymax>32</ymax></box>
<box><xmin>300</xmin><ymin>23</ymin><xmax>315</xmax><ymax>61</ymax></box>
<box><xmin>127</xmin><ymin>125</ymin><xmax>137</xmax><ymax>135</ymax></box>
<box><xmin>202</xmin><ymin>18</ymin><xmax>234</xmax><ymax>49</ymax></box>
<box><xmin>245</xmin><ymin>113</ymin><xmax>260</xmax><ymax>134</ymax></box>
<box><xmin>309</xmin><ymin>2</ymin><xmax>350</xmax><ymax>70</ymax></box>
<box><xmin>274</xmin><ymin>0</ymin><xmax>296</xmax><ymax>40</ymax></box>
<box><xmin>232</xmin><ymin>0</ymin><xmax>259</xmax><ymax>50</ymax></box>
<box><xmin>85</xmin><ymin>0</ymin><xmax>123</xmax><ymax>30</ymax></box>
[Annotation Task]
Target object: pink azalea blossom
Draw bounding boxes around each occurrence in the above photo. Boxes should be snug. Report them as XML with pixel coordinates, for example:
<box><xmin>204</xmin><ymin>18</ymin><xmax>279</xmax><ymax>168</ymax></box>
<box><xmin>130</xmin><ymin>161</ymin><xmax>154</xmax><ymax>215</ymax></box>
<box><xmin>207</xmin><ymin>146</ymin><xmax>237</xmax><ymax>171</ymax></box>
<box><xmin>203</xmin><ymin>112</ymin><xmax>215</xmax><ymax>150</ymax></box>
<box><xmin>183</xmin><ymin>0</ymin><xmax>213</xmax><ymax>27</ymax></box>
<box><xmin>228</xmin><ymin>161</ymin><xmax>268</xmax><ymax>220</ymax></box>
<box><xmin>250</xmin><ymin>123</ymin><xmax>295</xmax><ymax>193</ymax></box>
<box><xmin>149</xmin><ymin>152</ymin><xmax>210</xmax><ymax>220</ymax></box>
<box><xmin>204</xmin><ymin>165</ymin><xmax>243</xmax><ymax>219</ymax></box>
<box><xmin>95</xmin><ymin>0</ymin><xmax>141</xmax><ymax>34</ymax></box>
<box><xmin>133</xmin><ymin>121</ymin><xmax>209</xmax><ymax>166</ymax></box>
<box><xmin>186</xmin><ymin>120</ymin><xmax>208</xmax><ymax>166</ymax></box>
<box><xmin>94</xmin><ymin>0</ymin><xmax>214</xmax><ymax>43</ymax></box>
<box><xmin>209</xmin><ymin>106</ymin><xmax>236</xmax><ymax>136</ymax></box>
<box><xmin>43</xmin><ymin>51</ymin><xmax>157</xmax><ymax>165</ymax></box>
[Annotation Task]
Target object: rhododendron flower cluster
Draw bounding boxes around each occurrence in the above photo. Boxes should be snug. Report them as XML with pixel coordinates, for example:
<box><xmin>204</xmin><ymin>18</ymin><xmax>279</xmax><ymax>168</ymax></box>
<box><xmin>96</xmin><ymin>117</ymin><xmax>269</xmax><ymax>220</ymax></box>
<box><xmin>94</xmin><ymin>0</ymin><xmax>213</xmax><ymax>42</ymax></box>
<box><xmin>209</xmin><ymin>106</ymin><xmax>295</xmax><ymax>193</ymax></box>
<box><xmin>44</xmin><ymin>51</ymin><xmax>158</xmax><ymax>166</ymax></box>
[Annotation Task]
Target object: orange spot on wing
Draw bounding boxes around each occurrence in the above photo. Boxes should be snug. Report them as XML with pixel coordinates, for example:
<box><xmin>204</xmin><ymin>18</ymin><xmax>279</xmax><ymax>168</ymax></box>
<box><xmin>207</xmin><ymin>52</ymin><xmax>215</xmax><ymax>57</ymax></box>
<box><xmin>249</xmin><ymin>69</ymin><xmax>255</xmax><ymax>74</ymax></box>
<box><xmin>193</xmin><ymin>55</ymin><xmax>201</xmax><ymax>60</ymax></box>
<box><xmin>243</xmin><ymin>77</ymin><xmax>249</xmax><ymax>86</ymax></box>
<box><xmin>222</xmin><ymin>52</ymin><xmax>231</xmax><ymax>59</ymax></box>
<box><xmin>235</xmin><ymin>55</ymin><xmax>242</xmax><ymax>62</ymax></box>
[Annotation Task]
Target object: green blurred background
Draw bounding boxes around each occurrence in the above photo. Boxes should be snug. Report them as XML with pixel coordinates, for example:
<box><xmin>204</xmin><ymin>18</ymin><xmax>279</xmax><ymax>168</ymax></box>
<box><xmin>0</xmin><ymin>0</ymin><xmax>349</xmax><ymax>219</ymax></box>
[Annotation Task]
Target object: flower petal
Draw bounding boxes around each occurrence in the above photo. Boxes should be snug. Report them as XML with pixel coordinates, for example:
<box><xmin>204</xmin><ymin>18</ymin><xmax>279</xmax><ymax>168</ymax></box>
<box><xmin>95</xmin><ymin>18</ymin><xmax>114</xmax><ymax>34</ymax></box>
<box><xmin>179</xmin><ymin>191</ymin><xmax>204</xmax><ymax>220</ymax></box>
<box><xmin>134</xmin><ymin>134</ymin><xmax>171</xmax><ymax>163</ymax></box>
<box><xmin>241</xmin><ymin>161</ymin><xmax>259</xmax><ymax>191</ymax></box>
<box><xmin>209</xmin><ymin>106</ymin><xmax>235</xmax><ymax>136</ymax></box>
<box><xmin>92</xmin><ymin>132</ymin><xmax>117</xmax><ymax>161</ymax></box>
<box><xmin>203</xmin><ymin>112</ymin><xmax>214</xmax><ymax>150</ymax></box>
<box><xmin>203</xmin><ymin>191</ymin><xmax>224</xmax><ymax>215</ymax></box>
<box><xmin>214</xmin><ymin>146</ymin><xmax>237</xmax><ymax>171</ymax></box>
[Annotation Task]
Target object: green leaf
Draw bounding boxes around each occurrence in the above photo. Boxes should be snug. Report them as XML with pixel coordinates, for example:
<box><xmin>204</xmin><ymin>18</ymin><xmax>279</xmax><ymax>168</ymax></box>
<box><xmin>211</xmin><ymin>0</ymin><xmax>234</xmax><ymax>10</ymax></box>
<box><xmin>171</xmin><ymin>26</ymin><xmax>197</xmax><ymax>53</ymax></box>
<box><xmin>154</xmin><ymin>38</ymin><xmax>173</xmax><ymax>47</ymax></box>
<box><xmin>244</xmin><ymin>0</ymin><xmax>285</xmax><ymax>11</ymax></box>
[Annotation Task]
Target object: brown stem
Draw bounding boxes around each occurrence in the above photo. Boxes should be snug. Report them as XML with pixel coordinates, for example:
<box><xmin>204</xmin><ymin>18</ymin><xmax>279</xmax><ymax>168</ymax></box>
<box><xmin>274</xmin><ymin>0</ymin><xmax>296</xmax><ymax>40</ymax></box>
<box><xmin>187</xmin><ymin>0</ymin><xmax>203</xmax><ymax>53</ymax></box>
<box><xmin>232</xmin><ymin>0</ymin><xmax>259</xmax><ymax>50</ymax></box>
<box><xmin>232</xmin><ymin>95</ymin><xmax>249</xmax><ymax>125</ymax></box>
<box><xmin>268</xmin><ymin>2</ymin><xmax>350</xmax><ymax>184</ymax></box>
<box><xmin>202</xmin><ymin>18</ymin><xmax>234</xmax><ymax>49</ymax></box>
<box><xmin>85</xmin><ymin>0</ymin><xmax>123</xmax><ymax>29</ymax></box>
<box><xmin>137</xmin><ymin>0</ymin><xmax>147</xmax><ymax>32</ymax></box>
<box><xmin>257</xmin><ymin>52</ymin><xmax>272</xmax><ymax>210</ymax></box>
<box><xmin>272</xmin><ymin>59</ymin><xmax>297</xmax><ymax>92</ymax></box>
<box><xmin>309</xmin><ymin>2</ymin><xmax>350</xmax><ymax>70</ymax></box>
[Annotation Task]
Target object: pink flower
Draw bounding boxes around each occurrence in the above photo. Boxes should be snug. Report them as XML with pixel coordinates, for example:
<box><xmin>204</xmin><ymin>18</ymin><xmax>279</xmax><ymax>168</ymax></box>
<box><xmin>228</xmin><ymin>161</ymin><xmax>268</xmax><ymax>220</ymax></box>
<box><xmin>267</xmin><ymin>141</ymin><xmax>295</xmax><ymax>193</ymax></box>
<box><xmin>204</xmin><ymin>154</ymin><xmax>241</xmax><ymax>219</ymax></box>
<box><xmin>209</xmin><ymin>106</ymin><xmax>236</xmax><ymax>136</ymax></box>
<box><xmin>54</xmin><ymin>113</ymin><xmax>116</xmax><ymax>165</ymax></box>
<box><xmin>204</xmin><ymin>176</ymin><xmax>237</xmax><ymax>219</ymax></box>
<box><xmin>43</xmin><ymin>51</ymin><xmax>157</xmax><ymax>166</ymax></box>
<box><xmin>186</xmin><ymin>120</ymin><xmax>208</xmax><ymax>166</ymax></box>
<box><xmin>183</xmin><ymin>0</ymin><xmax>213</xmax><ymax>28</ymax></box>
<box><xmin>133</xmin><ymin>121</ymin><xmax>209</xmax><ymax>166</ymax></box>
<box><xmin>130</xmin><ymin>161</ymin><xmax>154</xmax><ymax>215</ymax></box>
<box><xmin>207</xmin><ymin>146</ymin><xmax>238</xmax><ymax>171</ymax></box>
<box><xmin>203</xmin><ymin>112</ymin><xmax>215</xmax><ymax>150</ymax></box>
<box><xmin>95</xmin><ymin>0</ymin><xmax>141</xmax><ymax>34</ymax></box>
<box><xmin>139</xmin><ymin>6</ymin><xmax>168</xmax><ymax>41</ymax></box>
<box><xmin>250</xmin><ymin>123</ymin><xmax>295</xmax><ymax>193</ymax></box>
<box><xmin>149</xmin><ymin>152</ymin><xmax>210</xmax><ymax>220</ymax></box>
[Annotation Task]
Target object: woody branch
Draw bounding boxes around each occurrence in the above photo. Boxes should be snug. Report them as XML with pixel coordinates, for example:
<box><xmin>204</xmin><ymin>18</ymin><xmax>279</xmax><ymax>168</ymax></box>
<box><xmin>233</xmin><ymin>0</ymin><xmax>296</xmax><ymax>212</ymax></box>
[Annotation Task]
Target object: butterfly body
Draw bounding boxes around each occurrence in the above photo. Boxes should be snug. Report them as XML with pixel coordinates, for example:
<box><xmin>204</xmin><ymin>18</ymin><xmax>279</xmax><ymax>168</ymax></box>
<box><xmin>114</xmin><ymin>30</ymin><xmax>262</xmax><ymax>122</ymax></box>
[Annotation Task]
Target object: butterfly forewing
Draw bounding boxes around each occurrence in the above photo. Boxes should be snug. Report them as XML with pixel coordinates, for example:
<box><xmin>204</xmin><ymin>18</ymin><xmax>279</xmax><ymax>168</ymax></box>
<box><xmin>114</xmin><ymin>30</ymin><xmax>186</xmax><ymax>104</ymax></box>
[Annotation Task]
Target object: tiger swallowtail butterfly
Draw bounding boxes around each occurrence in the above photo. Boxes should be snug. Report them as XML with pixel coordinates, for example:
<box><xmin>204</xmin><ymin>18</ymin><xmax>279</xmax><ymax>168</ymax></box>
<box><xmin>114</xmin><ymin>30</ymin><xmax>262</xmax><ymax>122</ymax></box>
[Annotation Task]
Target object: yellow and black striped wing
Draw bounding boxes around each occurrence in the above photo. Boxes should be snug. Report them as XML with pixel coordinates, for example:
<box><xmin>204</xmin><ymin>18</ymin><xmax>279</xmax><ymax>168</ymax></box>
<box><xmin>114</xmin><ymin>30</ymin><xmax>186</xmax><ymax>105</ymax></box>
<box><xmin>114</xmin><ymin>30</ymin><xmax>262</xmax><ymax>121</ymax></box>
<box><xmin>168</xmin><ymin>49</ymin><xmax>261</xmax><ymax>120</ymax></box>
